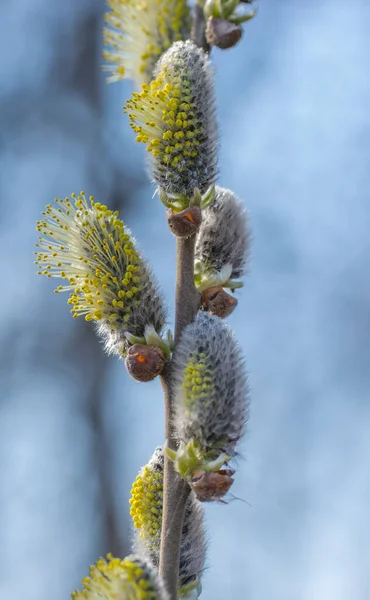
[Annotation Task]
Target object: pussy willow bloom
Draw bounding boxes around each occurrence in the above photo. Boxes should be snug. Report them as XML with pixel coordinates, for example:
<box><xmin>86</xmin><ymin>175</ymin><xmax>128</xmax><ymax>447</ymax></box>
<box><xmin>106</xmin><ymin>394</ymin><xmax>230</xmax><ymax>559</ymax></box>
<box><xmin>103</xmin><ymin>0</ymin><xmax>191</xmax><ymax>87</ymax></box>
<box><xmin>195</xmin><ymin>186</ymin><xmax>250</xmax><ymax>292</ymax></box>
<box><xmin>35</xmin><ymin>192</ymin><xmax>165</xmax><ymax>358</ymax></box>
<box><xmin>130</xmin><ymin>447</ymin><xmax>206</xmax><ymax>597</ymax></box>
<box><xmin>72</xmin><ymin>554</ymin><xmax>168</xmax><ymax>600</ymax></box>
<box><xmin>169</xmin><ymin>312</ymin><xmax>248</xmax><ymax>489</ymax></box>
<box><xmin>124</xmin><ymin>40</ymin><xmax>218</xmax><ymax>205</ymax></box>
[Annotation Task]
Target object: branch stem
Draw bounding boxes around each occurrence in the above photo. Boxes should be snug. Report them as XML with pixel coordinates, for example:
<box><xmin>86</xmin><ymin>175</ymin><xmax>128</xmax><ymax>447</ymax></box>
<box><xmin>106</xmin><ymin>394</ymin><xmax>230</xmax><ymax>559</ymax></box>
<box><xmin>158</xmin><ymin>4</ymin><xmax>208</xmax><ymax>594</ymax></box>
<box><xmin>159</xmin><ymin>236</ymin><xmax>200</xmax><ymax>599</ymax></box>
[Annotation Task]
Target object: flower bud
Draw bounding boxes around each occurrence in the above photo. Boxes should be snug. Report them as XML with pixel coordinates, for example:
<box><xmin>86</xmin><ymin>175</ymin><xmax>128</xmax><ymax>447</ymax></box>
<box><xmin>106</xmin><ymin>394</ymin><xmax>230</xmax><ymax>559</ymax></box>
<box><xmin>124</xmin><ymin>41</ymin><xmax>218</xmax><ymax>205</ymax></box>
<box><xmin>130</xmin><ymin>447</ymin><xmax>206</xmax><ymax>595</ymax></box>
<box><xmin>206</xmin><ymin>17</ymin><xmax>242</xmax><ymax>49</ymax></box>
<box><xmin>166</xmin><ymin>205</ymin><xmax>202</xmax><ymax>238</ymax></box>
<box><xmin>72</xmin><ymin>554</ymin><xmax>168</xmax><ymax>600</ymax></box>
<box><xmin>191</xmin><ymin>468</ymin><xmax>235</xmax><ymax>503</ymax></box>
<box><xmin>125</xmin><ymin>344</ymin><xmax>165</xmax><ymax>381</ymax></box>
<box><xmin>35</xmin><ymin>192</ymin><xmax>166</xmax><ymax>358</ymax></box>
<box><xmin>170</xmin><ymin>312</ymin><xmax>248</xmax><ymax>499</ymax></box>
<box><xmin>103</xmin><ymin>0</ymin><xmax>191</xmax><ymax>87</ymax></box>
<box><xmin>195</xmin><ymin>186</ymin><xmax>250</xmax><ymax>294</ymax></box>
<box><xmin>200</xmin><ymin>286</ymin><xmax>238</xmax><ymax>319</ymax></box>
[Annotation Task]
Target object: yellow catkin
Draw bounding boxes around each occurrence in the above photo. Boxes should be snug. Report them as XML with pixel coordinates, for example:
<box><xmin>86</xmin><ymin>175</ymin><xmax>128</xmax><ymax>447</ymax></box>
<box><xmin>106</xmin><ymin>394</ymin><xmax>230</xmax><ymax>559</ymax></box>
<box><xmin>129</xmin><ymin>456</ymin><xmax>163</xmax><ymax>544</ymax></box>
<box><xmin>126</xmin><ymin>76</ymin><xmax>201</xmax><ymax>168</ymax></box>
<box><xmin>72</xmin><ymin>554</ymin><xmax>166</xmax><ymax>600</ymax></box>
<box><xmin>35</xmin><ymin>192</ymin><xmax>142</xmax><ymax>325</ymax></box>
<box><xmin>124</xmin><ymin>41</ymin><xmax>218</xmax><ymax>198</ymax></box>
<box><xmin>103</xmin><ymin>0</ymin><xmax>191</xmax><ymax>86</ymax></box>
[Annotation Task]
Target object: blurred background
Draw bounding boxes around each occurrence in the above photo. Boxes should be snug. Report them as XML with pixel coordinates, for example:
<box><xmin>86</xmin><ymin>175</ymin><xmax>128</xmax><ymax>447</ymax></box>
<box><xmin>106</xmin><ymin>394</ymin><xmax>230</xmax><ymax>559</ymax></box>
<box><xmin>1</xmin><ymin>0</ymin><xmax>370</xmax><ymax>598</ymax></box>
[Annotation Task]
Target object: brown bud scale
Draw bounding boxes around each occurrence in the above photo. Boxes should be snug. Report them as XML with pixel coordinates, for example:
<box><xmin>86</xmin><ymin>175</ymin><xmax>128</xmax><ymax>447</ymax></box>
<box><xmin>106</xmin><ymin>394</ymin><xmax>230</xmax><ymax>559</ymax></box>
<box><xmin>166</xmin><ymin>206</ymin><xmax>202</xmax><ymax>238</ymax></box>
<box><xmin>190</xmin><ymin>468</ymin><xmax>235</xmax><ymax>502</ymax></box>
<box><xmin>206</xmin><ymin>17</ymin><xmax>242</xmax><ymax>50</ymax></box>
<box><xmin>201</xmin><ymin>286</ymin><xmax>238</xmax><ymax>319</ymax></box>
<box><xmin>125</xmin><ymin>344</ymin><xmax>165</xmax><ymax>382</ymax></box>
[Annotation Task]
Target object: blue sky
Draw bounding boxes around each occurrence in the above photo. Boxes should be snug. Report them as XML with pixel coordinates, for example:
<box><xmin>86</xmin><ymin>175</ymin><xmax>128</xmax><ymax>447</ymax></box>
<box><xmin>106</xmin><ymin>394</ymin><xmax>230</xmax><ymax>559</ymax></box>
<box><xmin>0</xmin><ymin>1</ymin><xmax>369</xmax><ymax>599</ymax></box>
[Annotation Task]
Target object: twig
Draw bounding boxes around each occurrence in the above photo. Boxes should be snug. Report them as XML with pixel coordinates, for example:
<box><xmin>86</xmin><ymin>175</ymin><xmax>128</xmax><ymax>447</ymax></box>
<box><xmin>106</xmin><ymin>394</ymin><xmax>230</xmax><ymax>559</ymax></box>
<box><xmin>159</xmin><ymin>3</ymin><xmax>209</xmax><ymax>596</ymax></box>
<box><xmin>159</xmin><ymin>237</ymin><xmax>200</xmax><ymax>599</ymax></box>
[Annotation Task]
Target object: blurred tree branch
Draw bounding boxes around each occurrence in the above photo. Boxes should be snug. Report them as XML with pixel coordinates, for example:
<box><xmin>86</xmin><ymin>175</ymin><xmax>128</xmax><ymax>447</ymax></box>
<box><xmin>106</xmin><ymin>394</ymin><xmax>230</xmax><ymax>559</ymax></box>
<box><xmin>64</xmin><ymin>6</ymin><xmax>129</xmax><ymax>559</ymax></box>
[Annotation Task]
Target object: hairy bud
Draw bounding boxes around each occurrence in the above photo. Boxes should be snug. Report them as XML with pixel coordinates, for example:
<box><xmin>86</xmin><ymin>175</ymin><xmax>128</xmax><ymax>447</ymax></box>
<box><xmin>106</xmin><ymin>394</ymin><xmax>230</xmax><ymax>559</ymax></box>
<box><xmin>195</xmin><ymin>186</ymin><xmax>250</xmax><ymax>295</ymax></box>
<box><xmin>169</xmin><ymin>312</ymin><xmax>248</xmax><ymax>499</ymax></box>
<box><xmin>191</xmin><ymin>469</ymin><xmax>235</xmax><ymax>503</ymax></box>
<box><xmin>200</xmin><ymin>286</ymin><xmax>238</xmax><ymax>319</ymax></box>
<box><xmin>125</xmin><ymin>344</ymin><xmax>165</xmax><ymax>381</ymax></box>
<box><xmin>130</xmin><ymin>447</ymin><xmax>206</xmax><ymax>596</ymax></box>
<box><xmin>124</xmin><ymin>41</ymin><xmax>218</xmax><ymax>205</ymax></box>
<box><xmin>166</xmin><ymin>205</ymin><xmax>202</xmax><ymax>238</ymax></box>
<box><xmin>72</xmin><ymin>554</ymin><xmax>168</xmax><ymax>600</ymax></box>
<box><xmin>103</xmin><ymin>0</ymin><xmax>191</xmax><ymax>86</ymax></box>
<box><xmin>206</xmin><ymin>17</ymin><xmax>242</xmax><ymax>49</ymax></box>
<box><xmin>35</xmin><ymin>192</ymin><xmax>166</xmax><ymax>358</ymax></box>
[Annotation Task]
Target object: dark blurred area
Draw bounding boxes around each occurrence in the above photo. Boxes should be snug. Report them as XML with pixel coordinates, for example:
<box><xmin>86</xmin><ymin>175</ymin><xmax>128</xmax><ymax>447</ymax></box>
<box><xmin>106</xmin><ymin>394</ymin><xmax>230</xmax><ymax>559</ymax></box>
<box><xmin>1</xmin><ymin>1</ymin><xmax>370</xmax><ymax>599</ymax></box>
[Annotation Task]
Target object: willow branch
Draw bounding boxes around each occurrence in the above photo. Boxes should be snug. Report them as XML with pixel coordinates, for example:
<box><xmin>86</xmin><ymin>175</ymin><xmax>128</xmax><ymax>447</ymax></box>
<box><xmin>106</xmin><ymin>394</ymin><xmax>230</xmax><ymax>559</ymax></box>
<box><xmin>159</xmin><ymin>236</ymin><xmax>200</xmax><ymax>600</ymax></box>
<box><xmin>158</xmin><ymin>3</ymin><xmax>210</xmax><ymax>594</ymax></box>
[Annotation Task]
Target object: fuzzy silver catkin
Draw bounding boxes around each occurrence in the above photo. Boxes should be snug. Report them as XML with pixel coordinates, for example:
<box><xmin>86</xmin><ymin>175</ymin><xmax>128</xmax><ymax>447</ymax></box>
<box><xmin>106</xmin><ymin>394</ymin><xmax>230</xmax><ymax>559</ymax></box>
<box><xmin>125</xmin><ymin>40</ymin><xmax>218</xmax><ymax>199</ymax></box>
<box><xmin>130</xmin><ymin>447</ymin><xmax>206</xmax><ymax>594</ymax></box>
<box><xmin>195</xmin><ymin>186</ymin><xmax>250</xmax><ymax>279</ymax></box>
<box><xmin>98</xmin><ymin>257</ymin><xmax>166</xmax><ymax>358</ymax></box>
<box><xmin>173</xmin><ymin>312</ymin><xmax>248</xmax><ymax>458</ymax></box>
<box><xmin>179</xmin><ymin>498</ymin><xmax>206</xmax><ymax>595</ymax></box>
